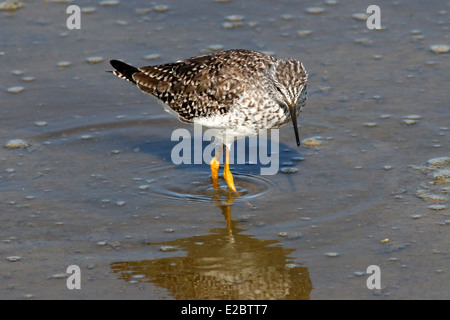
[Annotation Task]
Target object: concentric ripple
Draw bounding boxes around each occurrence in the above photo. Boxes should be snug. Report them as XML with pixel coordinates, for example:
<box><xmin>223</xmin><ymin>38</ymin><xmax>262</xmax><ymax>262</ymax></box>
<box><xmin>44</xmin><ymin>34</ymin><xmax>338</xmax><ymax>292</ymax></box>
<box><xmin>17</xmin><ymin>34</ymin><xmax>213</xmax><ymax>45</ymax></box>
<box><xmin>133</xmin><ymin>164</ymin><xmax>278</xmax><ymax>204</ymax></box>
<box><xmin>30</xmin><ymin>117</ymin><xmax>279</xmax><ymax>205</ymax></box>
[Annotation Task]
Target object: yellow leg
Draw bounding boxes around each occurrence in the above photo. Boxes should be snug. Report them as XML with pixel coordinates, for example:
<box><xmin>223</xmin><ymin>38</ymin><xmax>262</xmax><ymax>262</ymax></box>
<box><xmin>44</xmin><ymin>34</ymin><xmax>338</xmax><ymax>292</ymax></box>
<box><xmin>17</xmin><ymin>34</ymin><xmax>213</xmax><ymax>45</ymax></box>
<box><xmin>210</xmin><ymin>145</ymin><xmax>223</xmax><ymax>189</ymax></box>
<box><xmin>223</xmin><ymin>145</ymin><xmax>237</xmax><ymax>192</ymax></box>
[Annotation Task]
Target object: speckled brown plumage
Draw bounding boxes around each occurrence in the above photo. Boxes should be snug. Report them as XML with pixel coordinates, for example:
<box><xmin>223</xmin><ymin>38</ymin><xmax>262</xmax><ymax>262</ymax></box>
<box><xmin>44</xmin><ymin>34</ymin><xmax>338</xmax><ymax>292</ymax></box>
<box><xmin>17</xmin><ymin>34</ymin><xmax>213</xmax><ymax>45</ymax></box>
<box><xmin>110</xmin><ymin>49</ymin><xmax>307</xmax><ymax>146</ymax></box>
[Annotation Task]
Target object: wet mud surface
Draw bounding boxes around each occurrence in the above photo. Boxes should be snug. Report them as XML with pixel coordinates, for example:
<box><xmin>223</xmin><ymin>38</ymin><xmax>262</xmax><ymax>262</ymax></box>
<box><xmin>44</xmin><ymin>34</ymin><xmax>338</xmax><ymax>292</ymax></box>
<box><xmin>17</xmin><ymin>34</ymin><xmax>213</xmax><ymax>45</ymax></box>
<box><xmin>1</xmin><ymin>0</ymin><xmax>449</xmax><ymax>299</ymax></box>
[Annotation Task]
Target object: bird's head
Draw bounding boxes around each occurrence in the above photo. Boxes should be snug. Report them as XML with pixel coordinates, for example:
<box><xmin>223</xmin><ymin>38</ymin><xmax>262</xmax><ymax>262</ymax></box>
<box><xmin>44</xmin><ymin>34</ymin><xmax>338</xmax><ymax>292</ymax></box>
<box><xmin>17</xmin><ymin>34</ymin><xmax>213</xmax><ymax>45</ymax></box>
<box><xmin>266</xmin><ymin>59</ymin><xmax>308</xmax><ymax>146</ymax></box>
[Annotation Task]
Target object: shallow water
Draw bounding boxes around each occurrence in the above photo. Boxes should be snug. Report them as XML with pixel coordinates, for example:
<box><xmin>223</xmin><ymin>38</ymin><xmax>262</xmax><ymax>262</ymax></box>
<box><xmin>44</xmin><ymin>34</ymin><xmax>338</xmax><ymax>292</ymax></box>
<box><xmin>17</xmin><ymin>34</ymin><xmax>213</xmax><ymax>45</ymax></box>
<box><xmin>1</xmin><ymin>0</ymin><xmax>449</xmax><ymax>299</ymax></box>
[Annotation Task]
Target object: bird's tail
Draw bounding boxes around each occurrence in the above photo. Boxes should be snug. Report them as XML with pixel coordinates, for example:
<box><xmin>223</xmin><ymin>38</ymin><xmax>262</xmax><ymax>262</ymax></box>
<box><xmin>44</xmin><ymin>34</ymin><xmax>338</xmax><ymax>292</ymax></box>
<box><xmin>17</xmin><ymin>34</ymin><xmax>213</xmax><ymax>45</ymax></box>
<box><xmin>110</xmin><ymin>60</ymin><xmax>139</xmax><ymax>84</ymax></box>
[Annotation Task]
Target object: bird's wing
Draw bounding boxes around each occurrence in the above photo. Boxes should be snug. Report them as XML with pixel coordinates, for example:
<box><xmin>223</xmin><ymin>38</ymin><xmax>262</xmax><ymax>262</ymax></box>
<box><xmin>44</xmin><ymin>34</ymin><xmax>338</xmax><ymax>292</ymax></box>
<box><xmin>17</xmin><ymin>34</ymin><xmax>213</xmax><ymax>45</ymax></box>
<box><xmin>131</xmin><ymin>50</ymin><xmax>274</xmax><ymax>123</ymax></box>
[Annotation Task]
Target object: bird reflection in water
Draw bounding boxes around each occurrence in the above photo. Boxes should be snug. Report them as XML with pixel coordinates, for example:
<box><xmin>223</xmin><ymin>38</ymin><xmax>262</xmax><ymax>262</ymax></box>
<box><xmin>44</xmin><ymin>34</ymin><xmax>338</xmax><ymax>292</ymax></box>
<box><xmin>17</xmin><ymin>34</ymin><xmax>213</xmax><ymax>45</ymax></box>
<box><xmin>110</xmin><ymin>190</ymin><xmax>312</xmax><ymax>300</ymax></box>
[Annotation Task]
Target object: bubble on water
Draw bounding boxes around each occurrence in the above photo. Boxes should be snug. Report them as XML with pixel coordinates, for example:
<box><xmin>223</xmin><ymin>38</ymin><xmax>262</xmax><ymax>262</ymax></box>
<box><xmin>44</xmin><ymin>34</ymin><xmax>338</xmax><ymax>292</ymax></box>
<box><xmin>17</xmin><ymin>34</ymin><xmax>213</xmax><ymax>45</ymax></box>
<box><xmin>324</xmin><ymin>252</ymin><xmax>339</xmax><ymax>257</ymax></box>
<box><xmin>59</xmin><ymin>31</ymin><xmax>70</xmax><ymax>38</ymax></box>
<box><xmin>86</xmin><ymin>56</ymin><xmax>104</xmax><ymax>64</ymax></box>
<box><xmin>6</xmin><ymin>256</ymin><xmax>21</xmax><ymax>262</ymax></box>
<box><xmin>388</xmin><ymin>257</ymin><xmax>398</xmax><ymax>262</ymax></box>
<box><xmin>159</xmin><ymin>246</ymin><xmax>178</xmax><ymax>252</ymax></box>
<box><xmin>4</xmin><ymin>139</ymin><xmax>28</xmax><ymax>149</ymax></box>
<box><xmin>280</xmin><ymin>167</ymin><xmax>298</xmax><ymax>174</ymax></box>
<box><xmin>403</xmin><ymin>119</ymin><xmax>418</xmax><ymax>125</ymax></box>
<box><xmin>411</xmin><ymin>214</ymin><xmax>422</xmax><ymax>219</ymax></box>
<box><xmin>50</xmin><ymin>273</ymin><xmax>68</xmax><ymax>279</ymax></box>
<box><xmin>277</xmin><ymin>232</ymin><xmax>288</xmax><ymax>237</ymax></box>
<box><xmin>115</xmin><ymin>20</ymin><xmax>128</xmax><ymax>26</ymax></box>
<box><xmin>226</xmin><ymin>15</ymin><xmax>244</xmax><ymax>21</ymax></box>
<box><xmin>428</xmin><ymin>204</ymin><xmax>447</xmax><ymax>211</ymax></box>
<box><xmin>7</xmin><ymin>86</ymin><xmax>25</xmax><ymax>93</ymax></box>
<box><xmin>80</xmin><ymin>135</ymin><xmax>93</xmax><ymax>140</ymax></box>
<box><xmin>116</xmin><ymin>201</ymin><xmax>127</xmax><ymax>206</ymax></box>
<box><xmin>430</xmin><ymin>44</ymin><xmax>450</xmax><ymax>54</ymax></box>
<box><xmin>352</xmin><ymin>13</ymin><xmax>368</xmax><ymax>20</ymax></box>
<box><xmin>81</xmin><ymin>7</ymin><xmax>96</xmax><ymax>14</ymax></box>
<box><xmin>153</xmin><ymin>4</ymin><xmax>169</xmax><ymax>12</ymax></box>
<box><xmin>21</xmin><ymin>76</ymin><xmax>35</xmax><ymax>82</ymax></box>
<box><xmin>305</xmin><ymin>7</ymin><xmax>325</xmax><ymax>14</ymax></box>
<box><xmin>11</xmin><ymin>70</ymin><xmax>24</xmax><ymax>76</ymax></box>
<box><xmin>297</xmin><ymin>30</ymin><xmax>313</xmax><ymax>37</ymax></box>
<box><xmin>405</xmin><ymin>114</ymin><xmax>422</xmax><ymax>120</ymax></box>
<box><xmin>138</xmin><ymin>185</ymin><xmax>150</xmax><ymax>191</ymax></box>
<box><xmin>0</xmin><ymin>1</ymin><xmax>23</xmax><ymax>11</ymax></box>
<box><xmin>222</xmin><ymin>21</ymin><xmax>243</xmax><ymax>29</ymax></box>
<box><xmin>56</xmin><ymin>61</ymin><xmax>72</xmax><ymax>68</ymax></box>
<box><xmin>34</xmin><ymin>121</ymin><xmax>47</xmax><ymax>127</ymax></box>
<box><xmin>363</xmin><ymin>122</ymin><xmax>378</xmax><ymax>127</ymax></box>
<box><xmin>96</xmin><ymin>241</ymin><xmax>108</xmax><ymax>246</ymax></box>
<box><xmin>165</xmin><ymin>228</ymin><xmax>175</xmax><ymax>233</ymax></box>
<box><xmin>301</xmin><ymin>136</ymin><xmax>322</xmax><ymax>147</ymax></box>
<box><xmin>143</xmin><ymin>53</ymin><xmax>161</xmax><ymax>60</ymax></box>
<box><xmin>100</xmin><ymin>0</ymin><xmax>119</xmax><ymax>6</ymax></box>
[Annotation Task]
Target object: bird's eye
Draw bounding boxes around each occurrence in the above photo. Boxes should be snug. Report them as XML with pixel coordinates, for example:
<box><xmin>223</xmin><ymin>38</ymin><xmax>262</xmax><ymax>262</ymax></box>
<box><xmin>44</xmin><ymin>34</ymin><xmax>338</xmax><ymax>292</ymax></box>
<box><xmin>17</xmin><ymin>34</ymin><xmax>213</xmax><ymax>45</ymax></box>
<box><xmin>275</xmin><ymin>85</ymin><xmax>283</xmax><ymax>95</ymax></box>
